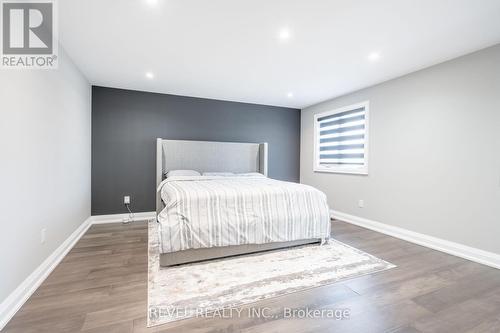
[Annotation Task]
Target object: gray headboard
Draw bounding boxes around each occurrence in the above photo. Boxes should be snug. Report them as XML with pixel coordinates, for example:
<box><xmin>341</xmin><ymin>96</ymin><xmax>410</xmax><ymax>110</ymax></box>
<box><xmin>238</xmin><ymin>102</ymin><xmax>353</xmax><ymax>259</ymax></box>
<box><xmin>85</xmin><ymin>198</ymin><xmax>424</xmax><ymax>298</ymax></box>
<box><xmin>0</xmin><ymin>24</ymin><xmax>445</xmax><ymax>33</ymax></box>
<box><xmin>156</xmin><ymin>139</ymin><xmax>268</xmax><ymax>215</ymax></box>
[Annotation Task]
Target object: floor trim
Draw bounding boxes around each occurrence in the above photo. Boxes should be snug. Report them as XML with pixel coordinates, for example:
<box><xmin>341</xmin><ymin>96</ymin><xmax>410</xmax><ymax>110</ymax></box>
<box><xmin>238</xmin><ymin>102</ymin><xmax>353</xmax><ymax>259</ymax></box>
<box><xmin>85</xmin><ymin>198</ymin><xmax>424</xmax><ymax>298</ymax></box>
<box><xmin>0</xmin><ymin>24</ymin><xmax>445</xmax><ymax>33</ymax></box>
<box><xmin>91</xmin><ymin>211</ymin><xmax>156</xmax><ymax>224</ymax></box>
<box><xmin>331</xmin><ymin>210</ymin><xmax>500</xmax><ymax>270</ymax></box>
<box><xmin>0</xmin><ymin>211</ymin><xmax>156</xmax><ymax>331</ymax></box>
<box><xmin>0</xmin><ymin>217</ymin><xmax>92</xmax><ymax>331</ymax></box>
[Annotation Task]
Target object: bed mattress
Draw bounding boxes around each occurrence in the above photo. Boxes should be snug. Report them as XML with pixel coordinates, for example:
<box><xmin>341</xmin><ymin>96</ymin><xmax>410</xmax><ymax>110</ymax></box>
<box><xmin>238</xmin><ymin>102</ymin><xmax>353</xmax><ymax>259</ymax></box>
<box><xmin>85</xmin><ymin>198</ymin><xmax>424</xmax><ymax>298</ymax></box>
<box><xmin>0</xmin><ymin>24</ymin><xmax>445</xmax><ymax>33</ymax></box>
<box><xmin>157</xmin><ymin>175</ymin><xmax>331</xmax><ymax>254</ymax></box>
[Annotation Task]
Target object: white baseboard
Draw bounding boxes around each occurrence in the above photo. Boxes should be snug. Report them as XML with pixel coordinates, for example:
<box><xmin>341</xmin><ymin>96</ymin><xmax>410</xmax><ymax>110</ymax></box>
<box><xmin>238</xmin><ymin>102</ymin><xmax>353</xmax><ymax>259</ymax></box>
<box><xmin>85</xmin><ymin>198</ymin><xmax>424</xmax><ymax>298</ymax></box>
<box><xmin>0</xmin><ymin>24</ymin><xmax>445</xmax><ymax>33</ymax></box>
<box><xmin>91</xmin><ymin>211</ymin><xmax>156</xmax><ymax>224</ymax></box>
<box><xmin>331</xmin><ymin>210</ymin><xmax>500</xmax><ymax>270</ymax></box>
<box><xmin>0</xmin><ymin>211</ymin><xmax>156</xmax><ymax>331</ymax></box>
<box><xmin>0</xmin><ymin>217</ymin><xmax>93</xmax><ymax>330</ymax></box>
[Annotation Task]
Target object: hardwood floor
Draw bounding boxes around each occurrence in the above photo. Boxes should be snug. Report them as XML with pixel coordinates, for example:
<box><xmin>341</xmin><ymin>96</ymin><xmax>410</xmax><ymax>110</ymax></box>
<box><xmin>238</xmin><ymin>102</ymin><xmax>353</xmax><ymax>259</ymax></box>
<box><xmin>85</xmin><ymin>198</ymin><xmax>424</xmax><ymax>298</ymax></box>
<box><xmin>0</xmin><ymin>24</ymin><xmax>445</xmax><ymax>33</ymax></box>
<box><xmin>4</xmin><ymin>220</ymin><xmax>500</xmax><ymax>332</ymax></box>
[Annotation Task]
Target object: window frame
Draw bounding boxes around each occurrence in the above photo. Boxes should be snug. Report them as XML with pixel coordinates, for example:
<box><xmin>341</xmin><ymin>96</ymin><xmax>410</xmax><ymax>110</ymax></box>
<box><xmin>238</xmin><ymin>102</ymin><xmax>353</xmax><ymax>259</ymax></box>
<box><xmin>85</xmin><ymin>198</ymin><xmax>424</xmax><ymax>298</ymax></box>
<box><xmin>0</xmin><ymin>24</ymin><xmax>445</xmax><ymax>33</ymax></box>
<box><xmin>313</xmin><ymin>101</ymin><xmax>370</xmax><ymax>175</ymax></box>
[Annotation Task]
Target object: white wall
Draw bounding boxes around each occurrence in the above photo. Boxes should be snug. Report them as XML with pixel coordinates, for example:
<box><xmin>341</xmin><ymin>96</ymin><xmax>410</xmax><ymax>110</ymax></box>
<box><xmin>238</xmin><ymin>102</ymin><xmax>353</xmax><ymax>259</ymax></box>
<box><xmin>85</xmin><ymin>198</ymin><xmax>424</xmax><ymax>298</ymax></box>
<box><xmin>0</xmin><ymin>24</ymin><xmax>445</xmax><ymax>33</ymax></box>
<box><xmin>301</xmin><ymin>44</ymin><xmax>500</xmax><ymax>254</ymax></box>
<box><xmin>0</xmin><ymin>48</ymin><xmax>91</xmax><ymax>302</ymax></box>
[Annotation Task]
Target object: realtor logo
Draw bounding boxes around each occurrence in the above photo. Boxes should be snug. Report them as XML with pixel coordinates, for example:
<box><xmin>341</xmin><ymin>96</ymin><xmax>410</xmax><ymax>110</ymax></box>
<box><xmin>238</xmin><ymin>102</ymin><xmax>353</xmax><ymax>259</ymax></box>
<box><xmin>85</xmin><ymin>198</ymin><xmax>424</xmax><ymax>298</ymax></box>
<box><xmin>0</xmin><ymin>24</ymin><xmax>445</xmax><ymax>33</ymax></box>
<box><xmin>1</xmin><ymin>0</ymin><xmax>58</xmax><ymax>68</ymax></box>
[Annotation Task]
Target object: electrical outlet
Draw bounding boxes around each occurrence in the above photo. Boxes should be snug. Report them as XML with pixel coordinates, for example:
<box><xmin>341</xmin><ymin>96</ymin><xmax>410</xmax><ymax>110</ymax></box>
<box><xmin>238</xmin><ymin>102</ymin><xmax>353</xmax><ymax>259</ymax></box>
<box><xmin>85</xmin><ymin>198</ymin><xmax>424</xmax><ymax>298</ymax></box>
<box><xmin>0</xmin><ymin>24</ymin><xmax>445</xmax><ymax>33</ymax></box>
<box><xmin>124</xmin><ymin>196</ymin><xmax>130</xmax><ymax>205</ymax></box>
<box><xmin>358</xmin><ymin>199</ymin><xmax>364</xmax><ymax>208</ymax></box>
<box><xmin>41</xmin><ymin>228</ymin><xmax>46</xmax><ymax>244</ymax></box>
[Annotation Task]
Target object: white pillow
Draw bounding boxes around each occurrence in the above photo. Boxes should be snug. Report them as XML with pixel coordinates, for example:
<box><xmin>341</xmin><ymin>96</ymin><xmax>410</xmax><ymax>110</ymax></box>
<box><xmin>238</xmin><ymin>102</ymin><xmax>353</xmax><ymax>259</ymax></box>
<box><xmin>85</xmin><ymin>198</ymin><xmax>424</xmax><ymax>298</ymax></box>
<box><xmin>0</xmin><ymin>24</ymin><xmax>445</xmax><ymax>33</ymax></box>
<box><xmin>166</xmin><ymin>170</ymin><xmax>201</xmax><ymax>177</ymax></box>
<box><xmin>202</xmin><ymin>172</ymin><xmax>234</xmax><ymax>176</ymax></box>
<box><xmin>233</xmin><ymin>172</ymin><xmax>264</xmax><ymax>177</ymax></box>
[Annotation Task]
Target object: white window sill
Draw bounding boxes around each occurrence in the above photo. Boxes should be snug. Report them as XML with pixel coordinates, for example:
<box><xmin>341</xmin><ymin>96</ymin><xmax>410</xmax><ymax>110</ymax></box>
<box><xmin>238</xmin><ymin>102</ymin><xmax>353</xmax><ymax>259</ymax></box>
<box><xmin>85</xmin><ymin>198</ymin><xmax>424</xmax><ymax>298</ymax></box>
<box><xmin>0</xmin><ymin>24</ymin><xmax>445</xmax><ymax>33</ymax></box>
<box><xmin>313</xmin><ymin>167</ymin><xmax>368</xmax><ymax>175</ymax></box>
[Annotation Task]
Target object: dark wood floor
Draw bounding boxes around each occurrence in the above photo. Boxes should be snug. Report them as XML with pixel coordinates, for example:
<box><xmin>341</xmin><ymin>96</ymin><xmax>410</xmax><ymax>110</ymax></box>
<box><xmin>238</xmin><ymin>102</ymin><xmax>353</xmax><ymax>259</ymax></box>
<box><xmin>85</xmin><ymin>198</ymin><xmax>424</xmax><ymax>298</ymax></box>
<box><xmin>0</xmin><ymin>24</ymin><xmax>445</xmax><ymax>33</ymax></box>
<box><xmin>4</xmin><ymin>220</ymin><xmax>500</xmax><ymax>332</ymax></box>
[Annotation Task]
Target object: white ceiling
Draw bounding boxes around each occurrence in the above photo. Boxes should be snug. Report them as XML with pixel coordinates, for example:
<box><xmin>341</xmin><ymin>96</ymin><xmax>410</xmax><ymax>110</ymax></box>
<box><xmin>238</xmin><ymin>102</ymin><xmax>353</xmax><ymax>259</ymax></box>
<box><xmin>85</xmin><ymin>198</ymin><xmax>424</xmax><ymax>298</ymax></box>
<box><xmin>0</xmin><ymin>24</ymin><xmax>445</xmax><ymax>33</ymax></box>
<box><xmin>60</xmin><ymin>0</ymin><xmax>500</xmax><ymax>108</ymax></box>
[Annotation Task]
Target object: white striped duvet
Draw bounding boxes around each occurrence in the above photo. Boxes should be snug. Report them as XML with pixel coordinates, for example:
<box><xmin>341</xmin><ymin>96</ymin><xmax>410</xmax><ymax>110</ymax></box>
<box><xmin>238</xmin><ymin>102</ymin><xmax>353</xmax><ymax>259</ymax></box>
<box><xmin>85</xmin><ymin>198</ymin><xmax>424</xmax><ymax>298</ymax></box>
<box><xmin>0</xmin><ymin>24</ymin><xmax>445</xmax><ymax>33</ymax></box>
<box><xmin>157</xmin><ymin>175</ymin><xmax>331</xmax><ymax>254</ymax></box>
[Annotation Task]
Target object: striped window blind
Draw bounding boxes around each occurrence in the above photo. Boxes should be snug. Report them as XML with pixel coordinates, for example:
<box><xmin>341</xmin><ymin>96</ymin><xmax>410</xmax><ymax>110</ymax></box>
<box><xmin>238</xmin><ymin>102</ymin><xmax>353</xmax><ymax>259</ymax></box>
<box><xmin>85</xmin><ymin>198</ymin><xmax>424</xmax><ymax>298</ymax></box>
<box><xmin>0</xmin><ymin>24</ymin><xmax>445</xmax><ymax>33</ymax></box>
<box><xmin>314</xmin><ymin>102</ymin><xmax>369</xmax><ymax>174</ymax></box>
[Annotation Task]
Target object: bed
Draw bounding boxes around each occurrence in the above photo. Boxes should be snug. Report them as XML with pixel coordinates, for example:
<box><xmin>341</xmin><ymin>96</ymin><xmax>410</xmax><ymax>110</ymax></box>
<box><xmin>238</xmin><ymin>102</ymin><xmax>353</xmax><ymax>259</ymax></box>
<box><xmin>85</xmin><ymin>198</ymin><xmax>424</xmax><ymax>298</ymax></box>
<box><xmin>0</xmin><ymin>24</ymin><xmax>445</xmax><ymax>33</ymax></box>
<box><xmin>156</xmin><ymin>139</ymin><xmax>331</xmax><ymax>266</ymax></box>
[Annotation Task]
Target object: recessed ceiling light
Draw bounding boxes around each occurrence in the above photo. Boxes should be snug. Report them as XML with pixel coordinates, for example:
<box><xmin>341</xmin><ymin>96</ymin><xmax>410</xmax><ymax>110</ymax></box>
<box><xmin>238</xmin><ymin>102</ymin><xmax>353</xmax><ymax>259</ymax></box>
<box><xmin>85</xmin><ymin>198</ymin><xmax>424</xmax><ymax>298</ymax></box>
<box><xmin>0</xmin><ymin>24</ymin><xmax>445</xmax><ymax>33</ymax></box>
<box><xmin>278</xmin><ymin>28</ymin><xmax>291</xmax><ymax>41</ymax></box>
<box><xmin>145</xmin><ymin>72</ymin><xmax>154</xmax><ymax>79</ymax></box>
<box><xmin>367</xmin><ymin>52</ymin><xmax>381</xmax><ymax>62</ymax></box>
<box><xmin>145</xmin><ymin>0</ymin><xmax>158</xmax><ymax>6</ymax></box>
<box><xmin>287</xmin><ymin>92</ymin><xmax>294</xmax><ymax>98</ymax></box>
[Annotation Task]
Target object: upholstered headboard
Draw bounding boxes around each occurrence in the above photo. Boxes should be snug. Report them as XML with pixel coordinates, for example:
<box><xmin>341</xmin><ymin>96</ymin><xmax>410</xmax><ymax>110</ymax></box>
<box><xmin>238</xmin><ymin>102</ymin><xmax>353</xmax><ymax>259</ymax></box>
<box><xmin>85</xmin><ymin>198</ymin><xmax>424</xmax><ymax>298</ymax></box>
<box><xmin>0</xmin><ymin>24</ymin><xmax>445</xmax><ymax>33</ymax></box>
<box><xmin>156</xmin><ymin>139</ymin><xmax>268</xmax><ymax>215</ymax></box>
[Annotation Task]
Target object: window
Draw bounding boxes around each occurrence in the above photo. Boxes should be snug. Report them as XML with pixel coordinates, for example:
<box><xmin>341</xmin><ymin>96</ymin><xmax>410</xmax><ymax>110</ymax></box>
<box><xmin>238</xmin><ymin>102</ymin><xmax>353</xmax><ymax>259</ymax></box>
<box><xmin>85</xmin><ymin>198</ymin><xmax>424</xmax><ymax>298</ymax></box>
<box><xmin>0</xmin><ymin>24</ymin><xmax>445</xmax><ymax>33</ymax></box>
<box><xmin>313</xmin><ymin>101</ymin><xmax>369</xmax><ymax>174</ymax></box>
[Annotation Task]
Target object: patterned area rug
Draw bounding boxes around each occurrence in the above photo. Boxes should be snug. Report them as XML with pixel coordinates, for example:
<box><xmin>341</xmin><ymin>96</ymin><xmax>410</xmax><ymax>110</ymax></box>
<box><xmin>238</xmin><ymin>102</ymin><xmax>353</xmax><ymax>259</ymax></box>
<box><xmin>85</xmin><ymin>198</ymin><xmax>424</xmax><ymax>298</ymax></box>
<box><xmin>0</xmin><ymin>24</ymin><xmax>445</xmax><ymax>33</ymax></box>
<box><xmin>148</xmin><ymin>220</ymin><xmax>395</xmax><ymax>327</ymax></box>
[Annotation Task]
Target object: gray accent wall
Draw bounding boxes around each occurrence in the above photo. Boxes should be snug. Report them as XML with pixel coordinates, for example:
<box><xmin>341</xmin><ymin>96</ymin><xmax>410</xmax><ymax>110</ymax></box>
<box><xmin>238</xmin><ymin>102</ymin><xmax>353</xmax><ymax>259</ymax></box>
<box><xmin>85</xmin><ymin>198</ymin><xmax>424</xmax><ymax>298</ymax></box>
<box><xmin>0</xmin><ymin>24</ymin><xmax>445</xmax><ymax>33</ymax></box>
<box><xmin>301</xmin><ymin>44</ymin><xmax>500</xmax><ymax>254</ymax></box>
<box><xmin>92</xmin><ymin>87</ymin><xmax>300</xmax><ymax>215</ymax></box>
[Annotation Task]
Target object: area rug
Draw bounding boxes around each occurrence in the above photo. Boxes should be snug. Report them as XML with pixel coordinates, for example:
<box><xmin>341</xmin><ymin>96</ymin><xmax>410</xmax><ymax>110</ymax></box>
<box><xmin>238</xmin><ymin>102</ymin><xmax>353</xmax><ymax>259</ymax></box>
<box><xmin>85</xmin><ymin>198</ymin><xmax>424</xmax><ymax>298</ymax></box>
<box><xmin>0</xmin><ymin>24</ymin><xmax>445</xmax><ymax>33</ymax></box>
<box><xmin>147</xmin><ymin>220</ymin><xmax>395</xmax><ymax>326</ymax></box>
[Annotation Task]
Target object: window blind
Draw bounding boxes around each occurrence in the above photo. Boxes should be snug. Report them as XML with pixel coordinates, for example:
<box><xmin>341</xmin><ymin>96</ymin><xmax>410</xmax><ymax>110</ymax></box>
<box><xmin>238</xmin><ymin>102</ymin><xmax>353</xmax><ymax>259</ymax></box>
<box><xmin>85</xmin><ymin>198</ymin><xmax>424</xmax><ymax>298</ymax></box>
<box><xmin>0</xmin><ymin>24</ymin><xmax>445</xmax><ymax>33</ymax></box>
<box><xmin>316</xmin><ymin>106</ymin><xmax>366</xmax><ymax>167</ymax></box>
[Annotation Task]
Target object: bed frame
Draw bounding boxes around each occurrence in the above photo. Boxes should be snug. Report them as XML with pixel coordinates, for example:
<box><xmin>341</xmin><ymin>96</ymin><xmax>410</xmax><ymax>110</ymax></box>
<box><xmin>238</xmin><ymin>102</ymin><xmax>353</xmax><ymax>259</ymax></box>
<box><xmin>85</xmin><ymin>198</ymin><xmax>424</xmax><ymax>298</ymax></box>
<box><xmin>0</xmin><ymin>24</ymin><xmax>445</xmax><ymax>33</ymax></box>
<box><xmin>156</xmin><ymin>138</ymin><xmax>320</xmax><ymax>266</ymax></box>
